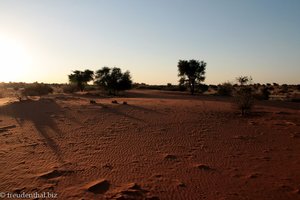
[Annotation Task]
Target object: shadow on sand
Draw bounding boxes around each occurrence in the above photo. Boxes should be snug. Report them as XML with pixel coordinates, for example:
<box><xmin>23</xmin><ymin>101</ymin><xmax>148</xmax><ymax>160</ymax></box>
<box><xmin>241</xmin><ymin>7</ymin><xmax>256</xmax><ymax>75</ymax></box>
<box><xmin>0</xmin><ymin>98</ymin><xmax>67</xmax><ymax>163</ymax></box>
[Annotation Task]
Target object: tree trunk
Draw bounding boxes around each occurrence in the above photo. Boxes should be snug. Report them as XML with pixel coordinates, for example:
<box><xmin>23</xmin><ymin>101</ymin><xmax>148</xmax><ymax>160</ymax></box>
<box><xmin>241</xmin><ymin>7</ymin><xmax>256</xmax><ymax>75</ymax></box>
<box><xmin>190</xmin><ymin>79</ymin><xmax>195</xmax><ymax>95</ymax></box>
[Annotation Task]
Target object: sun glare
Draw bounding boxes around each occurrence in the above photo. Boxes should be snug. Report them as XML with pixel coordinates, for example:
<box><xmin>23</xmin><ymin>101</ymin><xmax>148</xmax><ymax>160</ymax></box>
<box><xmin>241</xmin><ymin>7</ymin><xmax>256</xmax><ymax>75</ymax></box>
<box><xmin>0</xmin><ymin>36</ymin><xmax>31</xmax><ymax>83</ymax></box>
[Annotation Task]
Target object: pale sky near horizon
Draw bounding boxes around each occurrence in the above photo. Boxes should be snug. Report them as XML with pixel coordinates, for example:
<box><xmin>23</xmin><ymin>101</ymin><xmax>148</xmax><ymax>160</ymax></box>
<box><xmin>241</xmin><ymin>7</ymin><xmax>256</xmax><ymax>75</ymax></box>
<box><xmin>0</xmin><ymin>0</ymin><xmax>299</xmax><ymax>85</ymax></box>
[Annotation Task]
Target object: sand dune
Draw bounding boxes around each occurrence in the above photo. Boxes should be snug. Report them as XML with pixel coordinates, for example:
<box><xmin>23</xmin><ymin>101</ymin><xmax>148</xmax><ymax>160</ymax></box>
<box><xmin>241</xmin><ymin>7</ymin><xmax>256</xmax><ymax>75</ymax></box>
<box><xmin>0</xmin><ymin>90</ymin><xmax>299</xmax><ymax>199</ymax></box>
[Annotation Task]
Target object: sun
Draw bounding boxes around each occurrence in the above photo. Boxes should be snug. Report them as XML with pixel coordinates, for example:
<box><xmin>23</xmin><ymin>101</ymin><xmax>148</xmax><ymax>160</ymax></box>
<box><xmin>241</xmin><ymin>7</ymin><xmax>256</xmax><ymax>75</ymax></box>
<box><xmin>0</xmin><ymin>36</ymin><xmax>31</xmax><ymax>82</ymax></box>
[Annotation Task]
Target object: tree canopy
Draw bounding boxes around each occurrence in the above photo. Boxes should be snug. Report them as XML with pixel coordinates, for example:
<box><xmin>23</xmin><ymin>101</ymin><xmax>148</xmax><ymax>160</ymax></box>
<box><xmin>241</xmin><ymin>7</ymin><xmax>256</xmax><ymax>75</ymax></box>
<box><xmin>94</xmin><ymin>67</ymin><xmax>132</xmax><ymax>95</ymax></box>
<box><xmin>68</xmin><ymin>70</ymin><xmax>94</xmax><ymax>91</ymax></box>
<box><xmin>178</xmin><ymin>59</ymin><xmax>206</xmax><ymax>95</ymax></box>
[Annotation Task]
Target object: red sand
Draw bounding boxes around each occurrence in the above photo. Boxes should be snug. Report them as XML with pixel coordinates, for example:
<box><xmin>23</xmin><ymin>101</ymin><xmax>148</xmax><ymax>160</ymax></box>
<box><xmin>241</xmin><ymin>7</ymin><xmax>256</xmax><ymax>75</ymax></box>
<box><xmin>0</xmin><ymin>90</ymin><xmax>299</xmax><ymax>200</ymax></box>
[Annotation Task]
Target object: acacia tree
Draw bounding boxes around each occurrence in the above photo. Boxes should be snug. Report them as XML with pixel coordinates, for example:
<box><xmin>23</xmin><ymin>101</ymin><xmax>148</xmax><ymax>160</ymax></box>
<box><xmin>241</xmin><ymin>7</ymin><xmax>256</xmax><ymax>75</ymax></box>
<box><xmin>94</xmin><ymin>67</ymin><xmax>132</xmax><ymax>95</ymax></box>
<box><xmin>68</xmin><ymin>69</ymin><xmax>94</xmax><ymax>91</ymax></box>
<box><xmin>178</xmin><ymin>59</ymin><xmax>206</xmax><ymax>95</ymax></box>
<box><xmin>236</xmin><ymin>76</ymin><xmax>252</xmax><ymax>86</ymax></box>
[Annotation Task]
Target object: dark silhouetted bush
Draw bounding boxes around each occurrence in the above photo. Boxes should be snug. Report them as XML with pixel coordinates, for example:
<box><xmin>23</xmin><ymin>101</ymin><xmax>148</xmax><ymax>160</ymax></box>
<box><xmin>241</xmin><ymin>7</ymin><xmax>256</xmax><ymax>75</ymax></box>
<box><xmin>280</xmin><ymin>84</ymin><xmax>288</xmax><ymax>93</ymax></box>
<box><xmin>217</xmin><ymin>82</ymin><xmax>233</xmax><ymax>96</ymax></box>
<box><xmin>260</xmin><ymin>86</ymin><xmax>270</xmax><ymax>100</ymax></box>
<box><xmin>209</xmin><ymin>85</ymin><xmax>218</xmax><ymax>91</ymax></box>
<box><xmin>234</xmin><ymin>86</ymin><xmax>254</xmax><ymax>115</ymax></box>
<box><xmin>199</xmin><ymin>84</ymin><xmax>209</xmax><ymax>93</ymax></box>
<box><xmin>177</xmin><ymin>85</ymin><xmax>186</xmax><ymax>91</ymax></box>
<box><xmin>233</xmin><ymin>76</ymin><xmax>254</xmax><ymax>115</ymax></box>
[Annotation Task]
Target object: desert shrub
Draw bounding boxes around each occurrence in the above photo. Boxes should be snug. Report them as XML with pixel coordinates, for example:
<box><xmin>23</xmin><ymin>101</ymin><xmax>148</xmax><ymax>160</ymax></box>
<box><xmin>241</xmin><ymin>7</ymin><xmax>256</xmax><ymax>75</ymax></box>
<box><xmin>22</xmin><ymin>83</ymin><xmax>53</xmax><ymax>96</ymax></box>
<box><xmin>267</xmin><ymin>85</ymin><xmax>274</xmax><ymax>91</ymax></box>
<box><xmin>198</xmin><ymin>84</ymin><xmax>209</xmax><ymax>93</ymax></box>
<box><xmin>62</xmin><ymin>84</ymin><xmax>79</xmax><ymax>93</ymax></box>
<box><xmin>209</xmin><ymin>84</ymin><xmax>218</xmax><ymax>91</ymax></box>
<box><xmin>178</xmin><ymin>84</ymin><xmax>187</xmax><ymax>91</ymax></box>
<box><xmin>84</xmin><ymin>85</ymin><xmax>97</xmax><ymax>91</ymax></box>
<box><xmin>217</xmin><ymin>82</ymin><xmax>233</xmax><ymax>96</ymax></box>
<box><xmin>234</xmin><ymin>86</ymin><xmax>254</xmax><ymax>115</ymax></box>
<box><xmin>233</xmin><ymin>76</ymin><xmax>254</xmax><ymax>115</ymax></box>
<box><xmin>259</xmin><ymin>86</ymin><xmax>270</xmax><ymax>100</ymax></box>
<box><xmin>280</xmin><ymin>84</ymin><xmax>289</xmax><ymax>93</ymax></box>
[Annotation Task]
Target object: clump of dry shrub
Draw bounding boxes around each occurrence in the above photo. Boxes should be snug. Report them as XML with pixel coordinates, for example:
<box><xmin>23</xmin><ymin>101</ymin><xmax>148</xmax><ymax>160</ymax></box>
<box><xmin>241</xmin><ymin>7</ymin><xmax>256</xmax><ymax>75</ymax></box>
<box><xmin>22</xmin><ymin>82</ymin><xmax>53</xmax><ymax>96</ymax></box>
<box><xmin>217</xmin><ymin>82</ymin><xmax>233</xmax><ymax>96</ymax></box>
<box><xmin>62</xmin><ymin>84</ymin><xmax>79</xmax><ymax>93</ymax></box>
<box><xmin>233</xmin><ymin>76</ymin><xmax>254</xmax><ymax>116</ymax></box>
<box><xmin>234</xmin><ymin>86</ymin><xmax>254</xmax><ymax>115</ymax></box>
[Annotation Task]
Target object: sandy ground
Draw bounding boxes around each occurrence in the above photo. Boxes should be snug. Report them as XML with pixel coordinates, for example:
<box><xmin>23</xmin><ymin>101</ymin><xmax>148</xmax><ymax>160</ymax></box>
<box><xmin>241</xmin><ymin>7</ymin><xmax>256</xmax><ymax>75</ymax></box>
<box><xmin>0</xmin><ymin>89</ymin><xmax>299</xmax><ymax>200</ymax></box>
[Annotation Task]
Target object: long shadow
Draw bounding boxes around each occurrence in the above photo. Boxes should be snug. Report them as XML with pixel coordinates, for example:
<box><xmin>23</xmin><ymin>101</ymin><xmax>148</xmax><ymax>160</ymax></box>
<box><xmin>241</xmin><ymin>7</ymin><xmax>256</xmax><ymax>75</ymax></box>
<box><xmin>91</xmin><ymin>103</ymin><xmax>145</xmax><ymax>122</ymax></box>
<box><xmin>124</xmin><ymin>90</ymin><xmax>197</xmax><ymax>100</ymax></box>
<box><xmin>0</xmin><ymin>98</ymin><xmax>66</xmax><ymax>164</ymax></box>
<box><xmin>104</xmin><ymin>105</ymin><xmax>145</xmax><ymax>122</ymax></box>
<box><xmin>126</xmin><ymin>104</ymin><xmax>161</xmax><ymax>114</ymax></box>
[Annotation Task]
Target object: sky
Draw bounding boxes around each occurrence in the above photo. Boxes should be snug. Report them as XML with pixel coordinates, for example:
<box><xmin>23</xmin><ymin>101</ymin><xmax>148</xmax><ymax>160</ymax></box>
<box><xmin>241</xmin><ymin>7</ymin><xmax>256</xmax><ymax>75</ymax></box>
<box><xmin>0</xmin><ymin>0</ymin><xmax>299</xmax><ymax>85</ymax></box>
